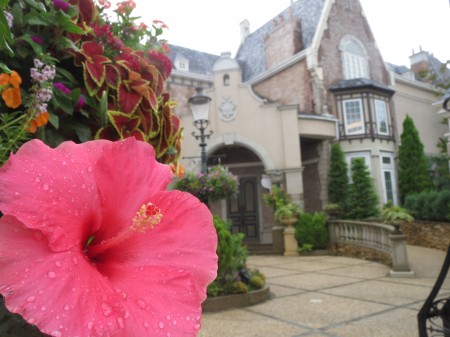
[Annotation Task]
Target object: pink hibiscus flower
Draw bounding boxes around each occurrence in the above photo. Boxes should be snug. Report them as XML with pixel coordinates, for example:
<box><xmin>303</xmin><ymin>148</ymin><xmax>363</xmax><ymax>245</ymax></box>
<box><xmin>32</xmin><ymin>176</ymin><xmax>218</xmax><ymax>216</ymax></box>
<box><xmin>0</xmin><ymin>138</ymin><xmax>218</xmax><ymax>337</ymax></box>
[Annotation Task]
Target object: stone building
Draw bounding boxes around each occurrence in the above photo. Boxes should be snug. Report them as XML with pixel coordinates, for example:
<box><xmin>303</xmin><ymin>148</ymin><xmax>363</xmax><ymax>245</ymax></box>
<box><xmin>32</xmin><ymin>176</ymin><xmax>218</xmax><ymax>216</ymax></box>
<box><xmin>166</xmin><ymin>0</ymin><xmax>447</xmax><ymax>245</ymax></box>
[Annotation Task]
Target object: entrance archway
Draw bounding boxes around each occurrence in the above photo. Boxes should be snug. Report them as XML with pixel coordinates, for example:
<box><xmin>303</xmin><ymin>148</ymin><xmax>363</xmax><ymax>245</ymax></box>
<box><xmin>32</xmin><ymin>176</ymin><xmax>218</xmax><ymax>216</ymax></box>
<box><xmin>208</xmin><ymin>145</ymin><xmax>269</xmax><ymax>242</ymax></box>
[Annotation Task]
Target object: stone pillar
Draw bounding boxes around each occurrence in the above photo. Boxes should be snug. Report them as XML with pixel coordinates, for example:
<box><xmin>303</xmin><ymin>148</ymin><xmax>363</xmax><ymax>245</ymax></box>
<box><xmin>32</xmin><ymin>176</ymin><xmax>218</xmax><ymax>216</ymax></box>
<box><xmin>389</xmin><ymin>232</ymin><xmax>415</xmax><ymax>277</ymax></box>
<box><xmin>283</xmin><ymin>225</ymin><xmax>298</xmax><ymax>256</ymax></box>
<box><xmin>272</xmin><ymin>225</ymin><xmax>285</xmax><ymax>255</ymax></box>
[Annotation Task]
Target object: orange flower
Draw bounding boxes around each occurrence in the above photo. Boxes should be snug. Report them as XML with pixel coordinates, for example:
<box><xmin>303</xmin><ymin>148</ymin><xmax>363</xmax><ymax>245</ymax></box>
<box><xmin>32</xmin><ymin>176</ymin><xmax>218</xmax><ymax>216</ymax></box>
<box><xmin>0</xmin><ymin>71</ymin><xmax>22</xmax><ymax>108</ymax></box>
<box><xmin>9</xmin><ymin>71</ymin><xmax>22</xmax><ymax>88</ymax></box>
<box><xmin>26</xmin><ymin>112</ymin><xmax>50</xmax><ymax>133</ymax></box>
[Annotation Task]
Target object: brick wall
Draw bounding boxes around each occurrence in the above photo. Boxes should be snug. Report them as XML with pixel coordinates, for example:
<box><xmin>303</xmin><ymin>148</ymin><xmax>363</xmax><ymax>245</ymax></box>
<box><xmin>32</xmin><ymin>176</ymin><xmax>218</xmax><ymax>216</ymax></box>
<box><xmin>253</xmin><ymin>61</ymin><xmax>313</xmax><ymax>110</ymax></box>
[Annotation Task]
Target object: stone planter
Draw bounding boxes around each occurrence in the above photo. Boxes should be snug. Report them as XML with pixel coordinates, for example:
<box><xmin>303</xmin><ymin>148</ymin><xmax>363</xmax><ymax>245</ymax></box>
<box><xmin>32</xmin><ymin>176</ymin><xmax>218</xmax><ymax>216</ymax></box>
<box><xmin>202</xmin><ymin>285</ymin><xmax>271</xmax><ymax>312</ymax></box>
<box><xmin>279</xmin><ymin>217</ymin><xmax>298</xmax><ymax>256</ymax></box>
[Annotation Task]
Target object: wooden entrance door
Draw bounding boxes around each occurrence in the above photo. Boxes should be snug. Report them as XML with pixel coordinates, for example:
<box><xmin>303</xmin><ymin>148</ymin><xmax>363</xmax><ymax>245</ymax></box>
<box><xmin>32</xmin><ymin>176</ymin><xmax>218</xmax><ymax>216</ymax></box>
<box><xmin>227</xmin><ymin>177</ymin><xmax>259</xmax><ymax>241</ymax></box>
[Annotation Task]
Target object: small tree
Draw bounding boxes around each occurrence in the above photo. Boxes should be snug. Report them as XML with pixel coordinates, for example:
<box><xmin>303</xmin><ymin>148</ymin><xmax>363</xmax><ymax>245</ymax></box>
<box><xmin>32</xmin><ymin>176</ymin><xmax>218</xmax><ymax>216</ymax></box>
<box><xmin>346</xmin><ymin>158</ymin><xmax>380</xmax><ymax>219</ymax></box>
<box><xmin>398</xmin><ymin>115</ymin><xmax>433</xmax><ymax>204</ymax></box>
<box><xmin>327</xmin><ymin>143</ymin><xmax>349</xmax><ymax>208</ymax></box>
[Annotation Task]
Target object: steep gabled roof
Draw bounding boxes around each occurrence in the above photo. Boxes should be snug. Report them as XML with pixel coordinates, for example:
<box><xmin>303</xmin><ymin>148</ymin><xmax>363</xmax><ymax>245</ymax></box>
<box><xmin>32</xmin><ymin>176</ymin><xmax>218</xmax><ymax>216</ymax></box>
<box><xmin>168</xmin><ymin>44</ymin><xmax>220</xmax><ymax>77</ymax></box>
<box><xmin>236</xmin><ymin>0</ymin><xmax>326</xmax><ymax>82</ymax></box>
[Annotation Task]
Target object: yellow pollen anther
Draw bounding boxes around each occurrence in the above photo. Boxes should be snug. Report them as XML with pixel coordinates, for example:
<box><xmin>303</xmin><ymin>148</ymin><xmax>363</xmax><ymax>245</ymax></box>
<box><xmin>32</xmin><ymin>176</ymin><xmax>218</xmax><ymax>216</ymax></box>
<box><xmin>131</xmin><ymin>202</ymin><xmax>163</xmax><ymax>233</ymax></box>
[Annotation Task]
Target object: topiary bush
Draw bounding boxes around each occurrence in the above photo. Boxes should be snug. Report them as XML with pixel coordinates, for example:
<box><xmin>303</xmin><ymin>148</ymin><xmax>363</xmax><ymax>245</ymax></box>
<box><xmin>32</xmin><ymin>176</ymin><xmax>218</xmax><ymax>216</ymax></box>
<box><xmin>295</xmin><ymin>212</ymin><xmax>329</xmax><ymax>251</ymax></box>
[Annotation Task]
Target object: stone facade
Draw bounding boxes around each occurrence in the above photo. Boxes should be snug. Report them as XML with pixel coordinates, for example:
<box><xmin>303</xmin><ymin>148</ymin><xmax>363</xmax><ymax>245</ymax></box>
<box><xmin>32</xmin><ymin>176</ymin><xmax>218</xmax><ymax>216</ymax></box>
<box><xmin>400</xmin><ymin>221</ymin><xmax>450</xmax><ymax>251</ymax></box>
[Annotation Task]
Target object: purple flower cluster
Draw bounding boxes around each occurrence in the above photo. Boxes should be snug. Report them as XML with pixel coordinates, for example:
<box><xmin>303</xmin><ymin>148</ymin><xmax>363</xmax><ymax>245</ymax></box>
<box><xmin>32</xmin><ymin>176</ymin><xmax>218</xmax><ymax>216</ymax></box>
<box><xmin>53</xmin><ymin>0</ymin><xmax>70</xmax><ymax>12</ymax></box>
<box><xmin>54</xmin><ymin>82</ymin><xmax>86</xmax><ymax>111</ymax></box>
<box><xmin>29</xmin><ymin>59</ymin><xmax>56</xmax><ymax>116</ymax></box>
<box><xmin>30</xmin><ymin>59</ymin><xmax>56</xmax><ymax>83</ymax></box>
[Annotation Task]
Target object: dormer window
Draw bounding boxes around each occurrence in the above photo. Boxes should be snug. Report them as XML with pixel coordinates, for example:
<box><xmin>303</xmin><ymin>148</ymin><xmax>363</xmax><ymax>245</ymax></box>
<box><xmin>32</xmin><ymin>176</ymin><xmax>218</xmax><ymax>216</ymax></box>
<box><xmin>223</xmin><ymin>74</ymin><xmax>230</xmax><ymax>86</ymax></box>
<box><xmin>340</xmin><ymin>36</ymin><xmax>369</xmax><ymax>79</ymax></box>
<box><xmin>174</xmin><ymin>55</ymin><xmax>189</xmax><ymax>71</ymax></box>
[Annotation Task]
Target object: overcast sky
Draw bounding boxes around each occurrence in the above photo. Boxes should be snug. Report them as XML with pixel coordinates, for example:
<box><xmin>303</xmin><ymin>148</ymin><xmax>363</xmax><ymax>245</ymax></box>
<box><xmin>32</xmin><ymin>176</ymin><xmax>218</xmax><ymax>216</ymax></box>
<box><xmin>108</xmin><ymin>0</ymin><xmax>449</xmax><ymax>67</ymax></box>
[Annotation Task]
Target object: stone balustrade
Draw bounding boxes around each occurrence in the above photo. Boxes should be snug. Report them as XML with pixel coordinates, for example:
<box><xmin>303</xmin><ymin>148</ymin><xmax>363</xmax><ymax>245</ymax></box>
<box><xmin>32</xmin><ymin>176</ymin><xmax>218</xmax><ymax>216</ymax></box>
<box><xmin>328</xmin><ymin>220</ymin><xmax>414</xmax><ymax>277</ymax></box>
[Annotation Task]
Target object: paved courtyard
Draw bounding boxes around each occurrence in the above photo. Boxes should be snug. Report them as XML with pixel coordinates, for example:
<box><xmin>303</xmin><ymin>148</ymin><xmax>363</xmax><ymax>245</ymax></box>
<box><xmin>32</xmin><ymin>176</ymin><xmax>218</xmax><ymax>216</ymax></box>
<box><xmin>198</xmin><ymin>246</ymin><xmax>449</xmax><ymax>337</ymax></box>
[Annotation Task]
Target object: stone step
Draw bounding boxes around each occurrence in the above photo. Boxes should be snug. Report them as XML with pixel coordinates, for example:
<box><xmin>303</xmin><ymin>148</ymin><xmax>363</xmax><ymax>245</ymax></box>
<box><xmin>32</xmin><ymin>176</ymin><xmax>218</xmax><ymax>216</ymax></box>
<box><xmin>245</xmin><ymin>243</ymin><xmax>277</xmax><ymax>255</ymax></box>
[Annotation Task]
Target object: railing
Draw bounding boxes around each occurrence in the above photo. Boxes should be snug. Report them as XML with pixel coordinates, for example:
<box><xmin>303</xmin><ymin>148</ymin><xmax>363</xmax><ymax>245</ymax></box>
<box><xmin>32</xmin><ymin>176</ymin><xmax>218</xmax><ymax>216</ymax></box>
<box><xmin>328</xmin><ymin>220</ymin><xmax>414</xmax><ymax>276</ymax></box>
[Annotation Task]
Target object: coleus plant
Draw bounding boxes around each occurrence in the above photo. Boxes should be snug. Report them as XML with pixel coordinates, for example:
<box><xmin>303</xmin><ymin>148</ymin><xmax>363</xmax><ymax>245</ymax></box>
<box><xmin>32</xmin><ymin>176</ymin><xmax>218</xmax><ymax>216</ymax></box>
<box><xmin>1</xmin><ymin>0</ymin><xmax>182</xmax><ymax>166</ymax></box>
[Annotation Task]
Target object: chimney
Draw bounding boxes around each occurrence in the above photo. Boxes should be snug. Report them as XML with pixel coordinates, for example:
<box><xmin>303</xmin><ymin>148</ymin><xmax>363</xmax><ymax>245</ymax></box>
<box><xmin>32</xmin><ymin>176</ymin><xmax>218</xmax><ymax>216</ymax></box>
<box><xmin>240</xmin><ymin>19</ymin><xmax>250</xmax><ymax>44</ymax></box>
<box><xmin>409</xmin><ymin>47</ymin><xmax>431</xmax><ymax>81</ymax></box>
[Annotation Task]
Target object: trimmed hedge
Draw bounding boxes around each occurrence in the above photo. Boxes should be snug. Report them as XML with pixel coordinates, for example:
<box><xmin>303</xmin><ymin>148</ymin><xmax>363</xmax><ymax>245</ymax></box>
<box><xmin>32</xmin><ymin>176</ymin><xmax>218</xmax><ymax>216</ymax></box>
<box><xmin>404</xmin><ymin>190</ymin><xmax>450</xmax><ymax>222</ymax></box>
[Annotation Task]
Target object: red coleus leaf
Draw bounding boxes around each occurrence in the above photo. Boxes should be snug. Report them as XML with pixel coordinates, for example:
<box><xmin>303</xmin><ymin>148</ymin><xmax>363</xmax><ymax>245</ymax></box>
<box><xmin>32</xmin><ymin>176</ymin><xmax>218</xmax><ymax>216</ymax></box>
<box><xmin>82</xmin><ymin>63</ymin><xmax>99</xmax><ymax>96</ymax></box>
<box><xmin>105</xmin><ymin>64</ymin><xmax>120</xmax><ymax>89</ymax></box>
<box><xmin>69</xmin><ymin>0</ymin><xmax>98</xmax><ymax>23</ymax></box>
<box><xmin>80</xmin><ymin>42</ymin><xmax>111</xmax><ymax>86</ymax></box>
<box><xmin>95</xmin><ymin>125</ymin><xmax>121</xmax><ymax>141</ymax></box>
<box><xmin>136</xmin><ymin>108</ymin><xmax>161</xmax><ymax>138</ymax></box>
<box><xmin>118</xmin><ymin>83</ymin><xmax>142</xmax><ymax>114</ymax></box>
<box><xmin>107</xmin><ymin>110</ymin><xmax>142</xmax><ymax>140</ymax></box>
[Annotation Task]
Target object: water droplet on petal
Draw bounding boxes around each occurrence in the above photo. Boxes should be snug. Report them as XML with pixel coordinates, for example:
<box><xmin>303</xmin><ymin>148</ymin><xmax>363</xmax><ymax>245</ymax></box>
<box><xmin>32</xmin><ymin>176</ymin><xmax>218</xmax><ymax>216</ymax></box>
<box><xmin>28</xmin><ymin>317</ymin><xmax>36</xmax><ymax>324</ymax></box>
<box><xmin>158</xmin><ymin>321</ymin><xmax>164</xmax><ymax>329</ymax></box>
<box><xmin>35</xmin><ymin>177</ymin><xmax>40</xmax><ymax>183</ymax></box>
<box><xmin>87</xmin><ymin>166</ymin><xmax>93</xmax><ymax>172</ymax></box>
<box><xmin>26</xmin><ymin>296</ymin><xmax>36</xmax><ymax>303</ymax></box>
<box><xmin>87</xmin><ymin>322</ymin><xmax>94</xmax><ymax>330</ymax></box>
<box><xmin>41</xmin><ymin>306</ymin><xmax>46</xmax><ymax>311</ymax></box>
<box><xmin>72</xmin><ymin>257</ymin><xmax>78</xmax><ymax>265</ymax></box>
<box><xmin>47</xmin><ymin>271</ymin><xmax>56</xmax><ymax>279</ymax></box>
<box><xmin>55</xmin><ymin>261</ymin><xmax>61</xmax><ymax>268</ymax></box>
<box><xmin>43</xmin><ymin>183</ymin><xmax>49</xmax><ymax>191</ymax></box>
<box><xmin>64</xmin><ymin>305</ymin><xmax>70</xmax><ymax>311</ymax></box>
<box><xmin>51</xmin><ymin>330</ymin><xmax>61</xmax><ymax>337</ymax></box>
<box><xmin>101</xmin><ymin>302</ymin><xmax>113</xmax><ymax>317</ymax></box>
<box><xmin>136</xmin><ymin>299</ymin><xmax>147</xmax><ymax>309</ymax></box>
<box><xmin>117</xmin><ymin>317</ymin><xmax>125</xmax><ymax>329</ymax></box>
<box><xmin>194</xmin><ymin>323</ymin><xmax>201</xmax><ymax>330</ymax></box>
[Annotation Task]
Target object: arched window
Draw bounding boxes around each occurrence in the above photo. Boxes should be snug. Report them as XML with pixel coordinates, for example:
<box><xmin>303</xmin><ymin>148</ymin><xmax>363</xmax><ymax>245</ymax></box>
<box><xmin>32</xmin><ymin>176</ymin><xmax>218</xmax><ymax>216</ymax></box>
<box><xmin>223</xmin><ymin>74</ymin><xmax>230</xmax><ymax>86</ymax></box>
<box><xmin>340</xmin><ymin>36</ymin><xmax>369</xmax><ymax>79</ymax></box>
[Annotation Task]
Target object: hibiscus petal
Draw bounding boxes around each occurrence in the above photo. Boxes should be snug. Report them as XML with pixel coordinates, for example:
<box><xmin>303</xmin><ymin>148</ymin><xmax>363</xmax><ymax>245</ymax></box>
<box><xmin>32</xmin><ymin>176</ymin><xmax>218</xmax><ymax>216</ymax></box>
<box><xmin>88</xmin><ymin>191</ymin><xmax>217</xmax><ymax>336</ymax></box>
<box><xmin>93</xmin><ymin>138</ymin><xmax>173</xmax><ymax>241</ymax></box>
<box><xmin>0</xmin><ymin>216</ymin><xmax>130</xmax><ymax>337</ymax></box>
<box><xmin>0</xmin><ymin>139</ymin><xmax>108</xmax><ymax>251</ymax></box>
<box><xmin>98</xmin><ymin>190</ymin><xmax>218</xmax><ymax>301</ymax></box>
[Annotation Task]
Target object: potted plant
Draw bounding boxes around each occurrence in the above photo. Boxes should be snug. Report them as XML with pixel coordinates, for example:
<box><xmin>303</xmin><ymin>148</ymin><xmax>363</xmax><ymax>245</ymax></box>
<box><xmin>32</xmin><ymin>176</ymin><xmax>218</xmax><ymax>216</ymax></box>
<box><xmin>382</xmin><ymin>205</ymin><xmax>414</xmax><ymax>233</ymax></box>
<box><xmin>274</xmin><ymin>203</ymin><xmax>302</xmax><ymax>227</ymax></box>
<box><xmin>323</xmin><ymin>203</ymin><xmax>344</xmax><ymax>219</ymax></box>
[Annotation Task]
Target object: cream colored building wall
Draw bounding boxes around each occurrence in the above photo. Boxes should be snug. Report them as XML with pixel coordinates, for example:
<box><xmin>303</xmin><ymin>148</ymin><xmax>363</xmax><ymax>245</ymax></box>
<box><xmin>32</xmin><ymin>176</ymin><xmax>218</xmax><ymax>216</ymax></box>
<box><xmin>393</xmin><ymin>76</ymin><xmax>445</xmax><ymax>156</ymax></box>
<box><xmin>179</xmin><ymin>67</ymin><xmax>301</xmax><ymax>178</ymax></box>
<box><xmin>340</xmin><ymin>139</ymin><xmax>397</xmax><ymax>205</ymax></box>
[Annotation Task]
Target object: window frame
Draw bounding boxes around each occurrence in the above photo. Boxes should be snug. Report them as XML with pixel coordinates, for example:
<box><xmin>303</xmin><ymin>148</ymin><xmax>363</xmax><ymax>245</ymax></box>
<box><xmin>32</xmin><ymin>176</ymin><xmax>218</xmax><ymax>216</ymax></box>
<box><xmin>340</xmin><ymin>36</ymin><xmax>370</xmax><ymax>79</ymax></box>
<box><xmin>343</xmin><ymin>98</ymin><xmax>365</xmax><ymax>136</ymax></box>
<box><xmin>374</xmin><ymin>99</ymin><xmax>389</xmax><ymax>135</ymax></box>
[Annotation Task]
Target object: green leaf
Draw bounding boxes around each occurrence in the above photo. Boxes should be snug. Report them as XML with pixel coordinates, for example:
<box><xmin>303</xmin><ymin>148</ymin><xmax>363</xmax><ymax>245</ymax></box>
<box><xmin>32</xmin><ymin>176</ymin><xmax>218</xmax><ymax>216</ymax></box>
<box><xmin>61</xmin><ymin>22</ymin><xmax>85</xmax><ymax>35</ymax></box>
<box><xmin>71</xmin><ymin>122</ymin><xmax>91</xmax><ymax>142</ymax></box>
<box><xmin>23</xmin><ymin>0</ymin><xmax>47</xmax><ymax>12</ymax></box>
<box><xmin>48</xmin><ymin>113</ymin><xmax>59</xmax><ymax>129</ymax></box>
<box><xmin>52</xmin><ymin>90</ymin><xmax>74</xmax><ymax>115</ymax></box>
<box><xmin>55</xmin><ymin>36</ymin><xmax>79</xmax><ymax>52</ymax></box>
<box><xmin>18</xmin><ymin>34</ymin><xmax>43</xmax><ymax>57</ymax></box>
<box><xmin>24</xmin><ymin>12</ymin><xmax>51</xmax><ymax>26</ymax></box>
<box><xmin>57</xmin><ymin>67</ymin><xmax>77</xmax><ymax>83</ymax></box>
<box><xmin>0</xmin><ymin>0</ymin><xmax>10</xmax><ymax>8</ymax></box>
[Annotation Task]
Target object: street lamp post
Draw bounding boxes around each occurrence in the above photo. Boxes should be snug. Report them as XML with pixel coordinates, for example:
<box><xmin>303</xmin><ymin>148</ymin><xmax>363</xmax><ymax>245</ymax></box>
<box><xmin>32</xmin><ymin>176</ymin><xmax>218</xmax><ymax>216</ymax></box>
<box><xmin>189</xmin><ymin>88</ymin><xmax>213</xmax><ymax>174</ymax></box>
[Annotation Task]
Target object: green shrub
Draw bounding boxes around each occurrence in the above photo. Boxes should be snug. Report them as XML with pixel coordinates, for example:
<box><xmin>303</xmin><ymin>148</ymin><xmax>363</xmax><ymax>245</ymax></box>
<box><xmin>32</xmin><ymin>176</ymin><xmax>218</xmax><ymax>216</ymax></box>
<box><xmin>404</xmin><ymin>190</ymin><xmax>450</xmax><ymax>222</ymax></box>
<box><xmin>249</xmin><ymin>275</ymin><xmax>265</xmax><ymax>289</ymax></box>
<box><xmin>231</xmin><ymin>281</ymin><xmax>248</xmax><ymax>294</ymax></box>
<box><xmin>398</xmin><ymin>115</ymin><xmax>433</xmax><ymax>204</ymax></box>
<box><xmin>295</xmin><ymin>212</ymin><xmax>329</xmax><ymax>250</ymax></box>
<box><xmin>327</xmin><ymin>143</ymin><xmax>349</xmax><ymax>210</ymax></box>
<box><xmin>345</xmin><ymin>158</ymin><xmax>380</xmax><ymax>219</ymax></box>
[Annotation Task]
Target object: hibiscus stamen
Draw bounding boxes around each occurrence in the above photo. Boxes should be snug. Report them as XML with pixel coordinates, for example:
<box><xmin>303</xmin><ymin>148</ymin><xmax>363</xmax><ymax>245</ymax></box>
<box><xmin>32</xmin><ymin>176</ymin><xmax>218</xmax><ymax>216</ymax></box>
<box><xmin>87</xmin><ymin>202</ymin><xmax>162</xmax><ymax>259</ymax></box>
<box><xmin>131</xmin><ymin>202</ymin><xmax>162</xmax><ymax>233</ymax></box>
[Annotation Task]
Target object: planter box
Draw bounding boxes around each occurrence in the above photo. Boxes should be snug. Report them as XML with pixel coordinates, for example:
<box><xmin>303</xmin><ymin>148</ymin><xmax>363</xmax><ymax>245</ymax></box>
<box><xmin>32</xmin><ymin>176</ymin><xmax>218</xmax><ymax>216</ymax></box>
<box><xmin>202</xmin><ymin>285</ymin><xmax>271</xmax><ymax>312</ymax></box>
